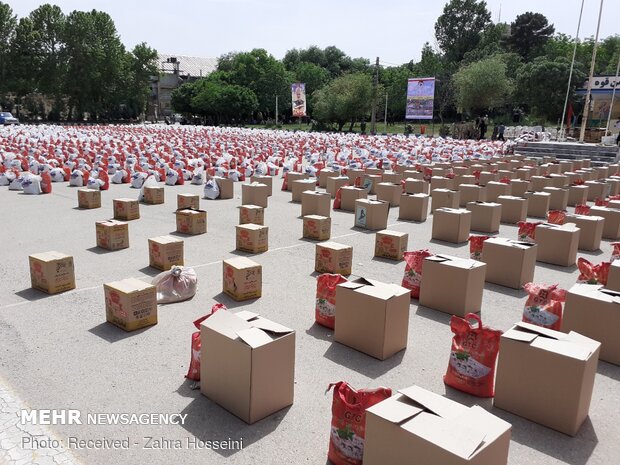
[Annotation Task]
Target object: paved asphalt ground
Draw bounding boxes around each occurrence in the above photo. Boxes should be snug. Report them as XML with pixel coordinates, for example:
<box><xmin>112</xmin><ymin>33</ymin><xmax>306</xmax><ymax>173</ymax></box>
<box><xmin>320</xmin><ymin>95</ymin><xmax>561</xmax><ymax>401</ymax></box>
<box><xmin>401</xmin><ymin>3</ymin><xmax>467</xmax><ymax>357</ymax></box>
<box><xmin>0</xmin><ymin>177</ymin><xmax>619</xmax><ymax>465</ymax></box>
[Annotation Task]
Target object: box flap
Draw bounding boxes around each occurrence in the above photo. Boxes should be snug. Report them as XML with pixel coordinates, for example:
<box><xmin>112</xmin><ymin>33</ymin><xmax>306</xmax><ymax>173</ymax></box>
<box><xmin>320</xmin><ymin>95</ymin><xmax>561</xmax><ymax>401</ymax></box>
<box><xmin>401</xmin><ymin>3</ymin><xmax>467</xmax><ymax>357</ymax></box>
<box><xmin>201</xmin><ymin>309</ymin><xmax>252</xmax><ymax>340</ymax></box>
<box><xmin>530</xmin><ymin>337</ymin><xmax>593</xmax><ymax>360</ymax></box>
<box><xmin>250</xmin><ymin>316</ymin><xmax>293</xmax><ymax>335</ymax></box>
<box><xmin>366</xmin><ymin>395</ymin><xmax>424</xmax><ymax>423</ymax></box>
<box><xmin>398</xmin><ymin>385</ymin><xmax>466</xmax><ymax>420</ymax></box>
<box><xmin>236</xmin><ymin>327</ymin><xmax>274</xmax><ymax>348</ymax></box>
<box><xmin>105</xmin><ymin>277</ymin><xmax>153</xmax><ymax>294</ymax></box>
<box><xmin>224</xmin><ymin>256</ymin><xmax>260</xmax><ymax>269</ymax></box>
<box><xmin>502</xmin><ymin>328</ymin><xmax>538</xmax><ymax>343</ymax></box>
<box><xmin>514</xmin><ymin>322</ymin><xmax>563</xmax><ymax>340</ymax></box>
<box><xmin>430</xmin><ymin>254</ymin><xmax>481</xmax><ymax>270</ymax></box>
<box><xmin>234</xmin><ymin>310</ymin><xmax>260</xmax><ymax>321</ymax></box>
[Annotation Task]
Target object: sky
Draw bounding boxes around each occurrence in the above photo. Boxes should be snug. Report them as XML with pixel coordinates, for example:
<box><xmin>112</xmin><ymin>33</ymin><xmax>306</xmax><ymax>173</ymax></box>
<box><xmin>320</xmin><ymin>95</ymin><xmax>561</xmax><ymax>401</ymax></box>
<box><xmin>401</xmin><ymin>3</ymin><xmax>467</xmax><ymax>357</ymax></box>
<box><xmin>9</xmin><ymin>0</ymin><xmax>620</xmax><ymax>65</ymax></box>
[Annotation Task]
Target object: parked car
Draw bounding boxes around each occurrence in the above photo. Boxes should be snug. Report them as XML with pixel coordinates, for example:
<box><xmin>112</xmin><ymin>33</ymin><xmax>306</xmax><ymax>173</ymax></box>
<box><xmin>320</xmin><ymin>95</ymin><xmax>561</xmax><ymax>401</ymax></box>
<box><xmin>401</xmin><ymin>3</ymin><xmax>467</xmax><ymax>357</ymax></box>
<box><xmin>0</xmin><ymin>112</ymin><xmax>19</xmax><ymax>125</ymax></box>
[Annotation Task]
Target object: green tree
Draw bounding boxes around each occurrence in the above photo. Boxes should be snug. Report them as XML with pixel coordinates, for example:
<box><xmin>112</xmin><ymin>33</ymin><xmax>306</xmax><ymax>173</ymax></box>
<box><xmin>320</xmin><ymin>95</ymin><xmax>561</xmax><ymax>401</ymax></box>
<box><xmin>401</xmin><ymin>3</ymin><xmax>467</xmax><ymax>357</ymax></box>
<box><xmin>0</xmin><ymin>2</ymin><xmax>17</xmax><ymax>105</ymax></box>
<box><xmin>9</xmin><ymin>18</ymin><xmax>38</xmax><ymax>112</ymax></box>
<box><xmin>435</xmin><ymin>0</ymin><xmax>491</xmax><ymax>63</ymax></box>
<box><xmin>379</xmin><ymin>65</ymin><xmax>410</xmax><ymax>122</ymax></box>
<box><xmin>292</xmin><ymin>62</ymin><xmax>330</xmax><ymax>114</ymax></box>
<box><xmin>123</xmin><ymin>42</ymin><xmax>158</xmax><ymax>119</ymax></box>
<box><xmin>171</xmin><ymin>81</ymin><xmax>198</xmax><ymax>115</ymax></box>
<box><xmin>505</xmin><ymin>12</ymin><xmax>555</xmax><ymax>60</ymax></box>
<box><xmin>191</xmin><ymin>78</ymin><xmax>258</xmax><ymax>124</ymax></box>
<box><xmin>453</xmin><ymin>56</ymin><xmax>512</xmax><ymax>114</ymax></box>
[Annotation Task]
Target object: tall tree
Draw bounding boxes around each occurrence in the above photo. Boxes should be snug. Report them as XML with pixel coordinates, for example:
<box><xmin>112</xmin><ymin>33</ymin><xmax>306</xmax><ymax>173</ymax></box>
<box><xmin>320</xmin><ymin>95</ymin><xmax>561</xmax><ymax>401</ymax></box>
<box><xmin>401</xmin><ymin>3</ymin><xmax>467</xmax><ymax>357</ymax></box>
<box><xmin>453</xmin><ymin>56</ymin><xmax>512</xmax><ymax>114</ymax></box>
<box><xmin>505</xmin><ymin>12</ymin><xmax>555</xmax><ymax>60</ymax></box>
<box><xmin>9</xmin><ymin>18</ymin><xmax>38</xmax><ymax>110</ymax></box>
<box><xmin>29</xmin><ymin>4</ymin><xmax>66</xmax><ymax>98</ymax></box>
<box><xmin>0</xmin><ymin>2</ymin><xmax>17</xmax><ymax>105</ymax></box>
<box><xmin>123</xmin><ymin>42</ymin><xmax>158</xmax><ymax>119</ymax></box>
<box><xmin>435</xmin><ymin>0</ymin><xmax>491</xmax><ymax>63</ymax></box>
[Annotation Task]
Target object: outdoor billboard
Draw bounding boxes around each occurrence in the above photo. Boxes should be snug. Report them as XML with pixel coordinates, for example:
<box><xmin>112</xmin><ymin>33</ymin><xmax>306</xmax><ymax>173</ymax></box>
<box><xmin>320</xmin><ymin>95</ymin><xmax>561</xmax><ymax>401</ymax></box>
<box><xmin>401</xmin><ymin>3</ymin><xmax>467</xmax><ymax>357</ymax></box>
<box><xmin>291</xmin><ymin>83</ymin><xmax>307</xmax><ymax>117</ymax></box>
<box><xmin>406</xmin><ymin>77</ymin><xmax>435</xmax><ymax>120</ymax></box>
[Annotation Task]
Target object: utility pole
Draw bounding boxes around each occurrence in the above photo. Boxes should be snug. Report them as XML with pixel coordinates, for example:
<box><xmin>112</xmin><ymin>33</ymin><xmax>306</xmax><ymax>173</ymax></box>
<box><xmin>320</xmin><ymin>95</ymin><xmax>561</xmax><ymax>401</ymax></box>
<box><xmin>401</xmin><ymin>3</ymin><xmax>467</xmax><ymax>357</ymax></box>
<box><xmin>384</xmin><ymin>93</ymin><xmax>388</xmax><ymax>134</ymax></box>
<box><xmin>370</xmin><ymin>57</ymin><xmax>379</xmax><ymax>135</ymax></box>
<box><xmin>275</xmin><ymin>94</ymin><xmax>278</xmax><ymax>126</ymax></box>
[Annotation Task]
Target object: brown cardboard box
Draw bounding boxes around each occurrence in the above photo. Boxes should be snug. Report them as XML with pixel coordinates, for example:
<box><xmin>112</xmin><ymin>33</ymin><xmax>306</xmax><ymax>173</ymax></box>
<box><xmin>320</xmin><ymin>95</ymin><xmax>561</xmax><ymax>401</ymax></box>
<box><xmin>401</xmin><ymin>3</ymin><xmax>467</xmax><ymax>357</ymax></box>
<box><xmin>542</xmin><ymin>187</ymin><xmax>569</xmax><ymax>211</ymax></box>
<box><xmin>177</xmin><ymin>193</ymin><xmax>200</xmax><ymax>210</ymax></box>
<box><xmin>340</xmin><ymin>186</ymin><xmax>367</xmax><ymax>211</ymax></box>
<box><xmin>404</xmin><ymin>178</ymin><xmax>429</xmax><ymax>194</ymax></box>
<box><xmin>419</xmin><ymin>255</ymin><xmax>486</xmax><ymax>316</ymax></box>
<box><xmin>223</xmin><ymin>257</ymin><xmax>262</xmax><ymax>301</ymax></box>
<box><xmin>453</xmin><ymin>166</ymin><xmax>470</xmax><ymax>176</ymax></box>
<box><xmin>214</xmin><ymin>176</ymin><xmax>234</xmax><ymax>199</ymax></box>
<box><xmin>486</xmin><ymin>181</ymin><xmax>512</xmax><ymax>202</ymax></box>
<box><xmin>595</xmin><ymin>166</ymin><xmax>609</xmax><ymax>179</ymax></box>
<box><xmin>430</xmin><ymin>189</ymin><xmax>460</xmax><ymax>212</ymax></box>
<box><xmin>564</xmin><ymin>214</ymin><xmax>604</xmax><ymax>251</ymax></box>
<box><xmin>375</xmin><ymin>230</ymin><xmax>408</xmax><ymax>261</ymax></box>
<box><xmin>531</xmin><ymin>176</ymin><xmax>553</xmax><ymax>192</ymax></box>
<box><xmin>524</xmin><ymin>191</ymin><xmax>551</xmax><ymax>218</ymax></box>
<box><xmin>241</xmin><ymin>182</ymin><xmax>269</xmax><ymax>208</ymax></box>
<box><xmin>585</xmin><ymin>180</ymin><xmax>610</xmax><ymax>201</ymax></box>
<box><xmin>326</xmin><ymin>176</ymin><xmax>349</xmax><ymax>198</ymax></box>
<box><xmin>200</xmin><ymin>310</ymin><xmax>294</xmax><ymax>424</ymax></box>
<box><xmin>510</xmin><ymin>179</ymin><xmax>531</xmax><ymax>197</ymax></box>
<box><xmin>607</xmin><ymin>177</ymin><xmax>620</xmax><ymax>196</ymax></box>
<box><xmin>236</xmin><ymin>224</ymin><xmax>269</xmax><ymax>253</ymax></box>
<box><xmin>335</xmin><ymin>278</ymin><xmax>410</xmax><ymax>360</ymax></box>
<box><xmin>466</xmin><ymin>201</ymin><xmax>501</xmax><ymax>233</ymax></box>
<box><xmin>497</xmin><ymin>196</ymin><xmax>528</xmax><ymax>224</ymax></box>
<box><xmin>432</xmin><ymin>208</ymin><xmax>471</xmax><ymax>244</ymax></box>
<box><xmin>481</xmin><ymin>238</ymin><xmax>537</xmax><ymax>289</ymax></box>
<box><xmin>29</xmin><ymin>251</ymin><xmax>76</xmax><ymax>294</ymax></box>
<box><xmin>301</xmin><ymin>190</ymin><xmax>331</xmax><ymax>217</ymax></box>
<box><xmin>458</xmin><ymin>184</ymin><xmax>486</xmax><ymax>207</ymax></box>
<box><xmin>315</xmin><ymin>242</ymin><xmax>353</xmax><ymax>275</ymax></box>
<box><xmin>78</xmin><ymin>188</ymin><xmax>101</xmax><ymax>209</ymax></box>
<box><xmin>590</xmin><ymin>206</ymin><xmax>620</xmax><ymax>239</ymax></box>
<box><xmin>96</xmin><ymin>220</ymin><xmax>129</xmax><ymax>250</ymax></box>
<box><xmin>430</xmin><ymin>176</ymin><xmax>453</xmax><ymax>191</ymax></box>
<box><xmin>286</xmin><ymin>172</ymin><xmax>308</xmax><ymax>191</ymax></box>
<box><xmin>364</xmin><ymin>385</ymin><xmax>511</xmax><ymax>465</ymax></box>
<box><xmin>103</xmin><ymin>278</ymin><xmax>157</xmax><ymax>332</ymax></box>
<box><xmin>148</xmin><ymin>235</ymin><xmax>184</xmax><ymax>270</ymax></box>
<box><xmin>366</xmin><ymin>167</ymin><xmax>383</xmax><ymax>176</ymax></box>
<box><xmin>143</xmin><ymin>186</ymin><xmax>165</xmax><ymax>205</ymax></box>
<box><xmin>478</xmin><ymin>171</ymin><xmax>499</xmax><ymax>185</ymax></box>
<box><xmin>113</xmin><ymin>198</ymin><xmax>140</xmax><ymax>221</ymax></box>
<box><xmin>375</xmin><ymin>182</ymin><xmax>402</xmax><ymax>206</ymax></box>
<box><xmin>559</xmin><ymin>161</ymin><xmax>574</xmax><ymax>172</ymax></box>
<box><xmin>176</xmin><ymin>209</ymin><xmax>207</xmax><ymax>235</ymax></box>
<box><xmin>606</xmin><ymin>261</ymin><xmax>620</xmax><ymax>291</ymax></box>
<box><xmin>250</xmin><ymin>175</ymin><xmax>273</xmax><ymax>196</ymax></box>
<box><xmin>291</xmin><ymin>179</ymin><xmax>316</xmax><ymax>202</ymax></box>
<box><xmin>362</xmin><ymin>174</ymin><xmax>382</xmax><ymax>195</ymax></box>
<box><xmin>354</xmin><ymin>199</ymin><xmax>389</xmax><ymax>230</ymax></box>
<box><xmin>494</xmin><ymin>322</ymin><xmax>600</xmax><ymax>436</ymax></box>
<box><xmin>317</xmin><ymin>168</ymin><xmax>340</xmax><ymax>188</ymax></box>
<box><xmin>347</xmin><ymin>168</ymin><xmax>365</xmax><ymax>183</ymax></box>
<box><xmin>238</xmin><ymin>205</ymin><xmax>264</xmax><ymax>225</ymax></box>
<box><xmin>549</xmin><ymin>174</ymin><xmax>568</xmax><ymax>188</ymax></box>
<box><xmin>515</xmin><ymin>168</ymin><xmax>532</xmax><ymax>181</ymax></box>
<box><xmin>431</xmin><ymin>167</ymin><xmax>446</xmax><ymax>177</ymax></box>
<box><xmin>456</xmin><ymin>174</ymin><xmax>477</xmax><ymax>187</ymax></box>
<box><xmin>399</xmin><ymin>193</ymin><xmax>429</xmax><ymax>222</ymax></box>
<box><xmin>382</xmin><ymin>171</ymin><xmax>402</xmax><ymax>184</ymax></box>
<box><xmin>567</xmin><ymin>185</ymin><xmax>589</xmax><ymax>206</ymax></box>
<box><xmin>402</xmin><ymin>170</ymin><xmax>423</xmax><ymax>180</ymax></box>
<box><xmin>497</xmin><ymin>171</ymin><xmax>514</xmax><ymax>181</ymax></box>
<box><xmin>535</xmin><ymin>223</ymin><xmax>580</xmax><ymax>266</ymax></box>
<box><xmin>563</xmin><ymin>284</ymin><xmax>620</xmax><ymax>365</ymax></box>
<box><xmin>302</xmin><ymin>215</ymin><xmax>331</xmax><ymax>241</ymax></box>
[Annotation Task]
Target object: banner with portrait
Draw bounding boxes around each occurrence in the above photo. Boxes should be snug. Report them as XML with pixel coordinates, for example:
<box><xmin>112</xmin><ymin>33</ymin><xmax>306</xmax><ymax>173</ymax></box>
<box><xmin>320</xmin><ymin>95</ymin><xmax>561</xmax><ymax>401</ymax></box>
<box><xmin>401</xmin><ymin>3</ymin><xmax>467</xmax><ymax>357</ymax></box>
<box><xmin>291</xmin><ymin>83</ymin><xmax>306</xmax><ymax>117</ymax></box>
<box><xmin>405</xmin><ymin>77</ymin><xmax>435</xmax><ymax>120</ymax></box>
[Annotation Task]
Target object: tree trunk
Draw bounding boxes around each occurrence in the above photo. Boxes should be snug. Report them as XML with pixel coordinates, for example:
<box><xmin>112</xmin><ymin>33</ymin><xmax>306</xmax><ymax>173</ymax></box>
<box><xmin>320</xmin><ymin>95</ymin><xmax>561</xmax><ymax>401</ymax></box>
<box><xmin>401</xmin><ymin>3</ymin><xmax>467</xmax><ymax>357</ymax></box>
<box><xmin>338</xmin><ymin>121</ymin><xmax>345</xmax><ymax>132</ymax></box>
<box><xmin>349</xmin><ymin>119</ymin><xmax>356</xmax><ymax>132</ymax></box>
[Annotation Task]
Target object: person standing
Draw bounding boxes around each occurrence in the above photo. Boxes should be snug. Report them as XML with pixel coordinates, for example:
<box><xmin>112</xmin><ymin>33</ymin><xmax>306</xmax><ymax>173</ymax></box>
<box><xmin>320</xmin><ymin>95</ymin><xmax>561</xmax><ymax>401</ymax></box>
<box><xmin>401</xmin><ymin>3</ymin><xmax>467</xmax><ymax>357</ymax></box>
<box><xmin>479</xmin><ymin>115</ymin><xmax>488</xmax><ymax>140</ymax></box>
<box><xmin>498</xmin><ymin>123</ymin><xmax>506</xmax><ymax>141</ymax></box>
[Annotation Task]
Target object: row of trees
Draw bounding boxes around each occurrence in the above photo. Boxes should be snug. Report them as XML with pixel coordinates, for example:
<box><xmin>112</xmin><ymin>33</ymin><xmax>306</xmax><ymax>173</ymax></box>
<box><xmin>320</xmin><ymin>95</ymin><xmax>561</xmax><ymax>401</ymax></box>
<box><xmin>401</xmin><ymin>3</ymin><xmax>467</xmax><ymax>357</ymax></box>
<box><xmin>0</xmin><ymin>2</ymin><xmax>157</xmax><ymax>121</ymax></box>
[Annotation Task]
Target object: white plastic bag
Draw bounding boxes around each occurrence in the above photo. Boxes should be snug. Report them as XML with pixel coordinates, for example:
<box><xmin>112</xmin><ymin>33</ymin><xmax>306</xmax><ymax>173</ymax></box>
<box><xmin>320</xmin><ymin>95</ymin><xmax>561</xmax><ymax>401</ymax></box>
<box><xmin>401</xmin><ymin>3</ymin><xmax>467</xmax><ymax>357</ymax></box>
<box><xmin>131</xmin><ymin>171</ymin><xmax>148</xmax><ymax>189</ymax></box>
<box><xmin>152</xmin><ymin>266</ymin><xmax>197</xmax><ymax>304</ymax></box>
<box><xmin>22</xmin><ymin>174</ymin><xmax>42</xmax><ymax>194</ymax></box>
<box><xmin>138</xmin><ymin>175</ymin><xmax>158</xmax><ymax>201</ymax></box>
<box><xmin>204</xmin><ymin>178</ymin><xmax>220</xmax><ymax>200</ymax></box>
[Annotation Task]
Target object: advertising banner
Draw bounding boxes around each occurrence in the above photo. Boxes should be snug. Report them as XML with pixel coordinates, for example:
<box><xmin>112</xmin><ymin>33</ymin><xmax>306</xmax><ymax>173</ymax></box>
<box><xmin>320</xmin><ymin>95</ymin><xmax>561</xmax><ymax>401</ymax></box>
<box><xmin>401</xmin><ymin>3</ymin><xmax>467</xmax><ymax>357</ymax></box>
<box><xmin>292</xmin><ymin>83</ymin><xmax>307</xmax><ymax>117</ymax></box>
<box><xmin>406</xmin><ymin>77</ymin><xmax>435</xmax><ymax>120</ymax></box>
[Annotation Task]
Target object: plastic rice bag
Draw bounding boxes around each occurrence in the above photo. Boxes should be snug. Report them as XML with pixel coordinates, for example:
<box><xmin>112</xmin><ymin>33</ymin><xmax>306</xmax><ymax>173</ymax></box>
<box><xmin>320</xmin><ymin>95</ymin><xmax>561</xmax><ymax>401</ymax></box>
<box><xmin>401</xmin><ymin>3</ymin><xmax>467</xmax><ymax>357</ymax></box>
<box><xmin>152</xmin><ymin>266</ymin><xmax>197</xmax><ymax>304</ymax></box>
<box><xmin>327</xmin><ymin>382</ymin><xmax>392</xmax><ymax>465</ymax></box>
<box><xmin>522</xmin><ymin>283</ymin><xmax>566</xmax><ymax>330</ymax></box>
<box><xmin>517</xmin><ymin>221</ymin><xmax>543</xmax><ymax>243</ymax></box>
<box><xmin>315</xmin><ymin>274</ymin><xmax>348</xmax><ymax>329</ymax></box>
<box><xmin>577</xmin><ymin>258</ymin><xmax>610</xmax><ymax>286</ymax></box>
<box><xmin>333</xmin><ymin>187</ymin><xmax>344</xmax><ymax>210</ymax></box>
<box><xmin>594</xmin><ymin>198</ymin><xmax>609</xmax><ymax>207</ymax></box>
<box><xmin>574</xmin><ymin>204</ymin><xmax>590</xmax><ymax>215</ymax></box>
<box><xmin>611</xmin><ymin>242</ymin><xmax>620</xmax><ymax>262</ymax></box>
<box><xmin>547</xmin><ymin>210</ymin><xmax>566</xmax><ymax>225</ymax></box>
<box><xmin>204</xmin><ymin>178</ymin><xmax>220</xmax><ymax>200</ymax></box>
<box><xmin>468</xmin><ymin>235</ymin><xmax>491</xmax><ymax>260</ymax></box>
<box><xmin>443</xmin><ymin>313</ymin><xmax>502</xmax><ymax>398</ymax></box>
<box><xmin>131</xmin><ymin>171</ymin><xmax>148</xmax><ymax>189</ymax></box>
<box><xmin>185</xmin><ymin>303</ymin><xmax>227</xmax><ymax>381</ymax></box>
<box><xmin>138</xmin><ymin>175</ymin><xmax>158</xmax><ymax>202</ymax></box>
<box><xmin>22</xmin><ymin>174</ymin><xmax>42</xmax><ymax>194</ymax></box>
<box><xmin>401</xmin><ymin>249</ymin><xmax>433</xmax><ymax>298</ymax></box>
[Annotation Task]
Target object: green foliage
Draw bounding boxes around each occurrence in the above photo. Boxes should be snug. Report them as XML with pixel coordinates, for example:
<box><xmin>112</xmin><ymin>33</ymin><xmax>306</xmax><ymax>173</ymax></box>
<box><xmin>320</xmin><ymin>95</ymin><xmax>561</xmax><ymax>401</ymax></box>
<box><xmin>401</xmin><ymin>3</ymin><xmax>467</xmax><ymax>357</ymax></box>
<box><xmin>191</xmin><ymin>79</ymin><xmax>258</xmax><ymax>123</ymax></box>
<box><xmin>312</xmin><ymin>73</ymin><xmax>373</xmax><ymax>131</ymax></box>
<box><xmin>505</xmin><ymin>12</ymin><xmax>555</xmax><ymax>60</ymax></box>
<box><xmin>171</xmin><ymin>82</ymin><xmax>198</xmax><ymax>115</ymax></box>
<box><xmin>0</xmin><ymin>2</ymin><xmax>17</xmax><ymax>101</ymax></box>
<box><xmin>453</xmin><ymin>56</ymin><xmax>512</xmax><ymax>114</ymax></box>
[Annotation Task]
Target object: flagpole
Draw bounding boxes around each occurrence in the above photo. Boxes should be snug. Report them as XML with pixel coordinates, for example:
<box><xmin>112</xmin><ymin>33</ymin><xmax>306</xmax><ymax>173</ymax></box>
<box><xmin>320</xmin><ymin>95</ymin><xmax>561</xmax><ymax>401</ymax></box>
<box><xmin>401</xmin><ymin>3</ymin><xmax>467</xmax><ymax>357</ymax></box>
<box><xmin>605</xmin><ymin>55</ymin><xmax>620</xmax><ymax>137</ymax></box>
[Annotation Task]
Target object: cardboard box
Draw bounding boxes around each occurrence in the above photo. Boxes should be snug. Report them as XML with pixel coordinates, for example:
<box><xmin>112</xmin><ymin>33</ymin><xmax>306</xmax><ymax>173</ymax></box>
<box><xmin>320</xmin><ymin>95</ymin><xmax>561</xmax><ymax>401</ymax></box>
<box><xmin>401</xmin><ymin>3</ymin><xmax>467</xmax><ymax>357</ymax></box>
<box><xmin>238</xmin><ymin>205</ymin><xmax>264</xmax><ymax>225</ymax></box>
<box><xmin>302</xmin><ymin>215</ymin><xmax>331</xmax><ymax>241</ymax></box>
<box><xmin>78</xmin><ymin>188</ymin><xmax>101</xmax><ymax>209</ymax></box>
<box><xmin>200</xmin><ymin>310</ymin><xmax>294</xmax><ymax>424</ymax></box>
<box><xmin>362</xmin><ymin>174</ymin><xmax>382</xmax><ymax>194</ymax></box>
<box><xmin>458</xmin><ymin>184</ymin><xmax>486</xmax><ymax>207</ymax></box>
<box><xmin>510</xmin><ymin>179</ymin><xmax>531</xmax><ymax>197</ymax></box>
<box><xmin>317</xmin><ymin>168</ymin><xmax>340</xmax><ymax>188</ymax></box>
<box><xmin>549</xmin><ymin>174</ymin><xmax>568</xmax><ymax>188</ymax></box>
<box><xmin>563</xmin><ymin>284</ymin><xmax>620</xmax><ymax>365</ymax></box>
<box><xmin>143</xmin><ymin>186</ymin><xmax>164</xmax><ymax>205</ymax></box>
<box><xmin>486</xmin><ymin>181</ymin><xmax>511</xmax><ymax>202</ymax></box>
<box><xmin>347</xmin><ymin>168</ymin><xmax>365</xmax><ymax>184</ymax></box>
<box><xmin>29</xmin><ymin>251</ymin><xmax>76</xmax><ymax>294</ymax></box>
<box><xmin>242</xmin><ymin>182</ymin><xmax>269</xmax><ymax>208</ymax></box>
<box><xmin>515</xmin><ymin>168</ymin><xmax>532</xmax><ymax>181</ymax></box>
<box><xmin>535</xmin><ymin>223</ymin><xmax>580</xmax><ymax>267</ymax></box>
<box><xmin>430</xmin><ymin>189</ymin><xmax>460</xmax><ymax>213</ymax></box>
<box><xmin>567</xmin><ymin>185</ymin><xmax>589</xmax><ymax>206</ymax></box>
<box><xmin>96</xmin><ymin>220</ymin><xmax>129</xmax><ymax>250</ymax></box>
<box><xmin>364</xmin><ymin>385</ymin><xmax>511</xmax><ymax>465</ymax></box>
<box><xmin>430</xmin><ymin>176</ymin><xmax>453</xmax><ymax>191</ymax></box>
<box><xmin>466</xmin><ymin>201</ymin><xmax>501</xmax><ymax>233</ymax></box>
<box><xmin>595</xmin><ymin>166</ymin><xmax>609</xmax><ymax>179</ymax></box>
<box><xmin>607</xmin><ymin>261</ymin><xmax>620</xmax><ymax>292</ymax></box>
<box><xmin>375</xmin><ymin>230</ymin><xmax>408</xmax><ymax>261</ymax></box>
<box><xmin>335</xmin><ymin>278</ymin><xmax>410</xmax><ymax>360</ymax></box>
<box><xmin>291</xmin><ymin>179</ymin><xmax>316</xmax><ymax>202</ymax></box>
<box><xmin>585</xmin><ymin>180</ymin><xmax>610</xmax><ymax>201</ymax></box>
<box><xmin>494</xmin><ymin>322</ymin><xmax>600</xmax><ymax>436</ymax></box>
<box><xmin>326</xmin><ymin>176</ymin><xmax>349</xmax><ymax>198</ymax></box>
<box><xmin>590</xmin><ymin>206</ymin><xmax>620</xmax><ymax>239</ymax></box>
<box><xmin>148</xmin><ymin>236</ymin><xmax>184</xmax><ymax>271</ymax></box>
<box><xmin>606</xmin><ymin>177</ymin><xmax>620</xmax><ymax>196</ymax></box>
<box><xmin>382</xmin><ymin>171</ymin><xmax>402</xmax><ymax>184</ymax></box>
<box><xmin>542</xmin><ymin>187</ymin><xmax>569</xmax><ymax>211</ymax></box>
<box><xmin>432</xmin><ymin>208</ymin><xmax>471</xmax><ymax>244</ymax></box>
<box><xmin>456</xmin><ymin>174</ymin><xmax>477</xmax><ymax>187</ymax></box>
<box><xmin>250</xmin><ymin>175</ymin><xmax>273</xmax><ymax>196</ymax></box>
<box><xmin>478</xmin><ymin>171</ymin><xmax>499</xmax><ymax>185</ymax></box>
<box><xmin>113</xmin><ymin>198</ymin><xmax>140</xmax><ymax>221</ymax></box>
<box><xmin>354</xmin><ymin>199</ymin><xmax>389</xmax><ymax>230</ymax></box>
<box><xmin>176</xmin><ymin>209</ymin><xmax>207</xmax><ymax>235</ymax></box>
<box><xmin>103</xmin><ymin>278</ymin><xmax>157</xmax><ymax>332</ymax></box>
<box><xmin>402</xmin><ymin>170</ymin><xmax>423</xmax><ymax>180</ymax></box>
<box><xmin>530</xmin><ymin>176</ymin><xmax>553</xmax><ymax>192</ymax></box>
<box><xmin>399</xmin><ymin>193</ymin><xmax>429</xmax><ymax>222</ymax></box>
<box><xmin>223</xmin><ymin>257</ymin><xmax>262</xmax><ymax>301</ymax></box>
<box><xmin>301</xmin><ymin>190</ymin><xmax>331</xmax><ymax>217</ymax></box>
<box><xmin>315</xmin><ymin>242</ymin><xmax>352</xmax><ymax>275</ymax></box>
<box><xmin>214</xmin><ymin>176</ymin><xmax>234</xmax><ymax>199</ymax></box>
<box><xmin>366</xmin><ymin>167</ymin><xmax>383</xmax><ymax>176</ymax></box>
<box><xmin>564</xmin><ymin>214</ymin><xmax>604</xmax><ymax>251</ymax></box>
<box><xmin>419</xmin><ymin>255</ymin><xmax>486</xmax><ymax>316</ymax></box>
<box><xmin>177</xmin><ymin>193</ymin><xmax>200</xmax><ymax>210</ymax></box>
<box><xmin>559</xmin><ymin>161</ymin><xmax>574</xmax><ymax>172</ymax></box>
<box><xmin>236</xmin><ymin>224</ymin><xmax>269</xmax><ymax>253</ymax></box>
<box><xmin>375</xmin><ymin>182</ymin><xmax>402</xmax><ymax>206</ymax></box>
<box><xmin>404</xmin><ymin>178</ymin><xmax>429</xmax><ymax>195</ymax></box>
<box><xmin>340</xmin><ymin>186</ymin><xmax>367</xmax><ymax>211</ymax></box>
<box><xmin>497</xmin><ymin>196</ymin><xmax>527</xmax><ymax>224</ymax></box>
<box><xmin>523</xmin><ymin>191</ymin><xmax>551</xmax><ymax>218</ymax></box>
<box><xmin>481</xmin><ymin>238</ymin><xmax>537</xmax><ymax>289</ymax></box>
<box><xmin>286</xmin><ymin>172</ymin><xmax>308</xmax><ymax>191</ymax></box>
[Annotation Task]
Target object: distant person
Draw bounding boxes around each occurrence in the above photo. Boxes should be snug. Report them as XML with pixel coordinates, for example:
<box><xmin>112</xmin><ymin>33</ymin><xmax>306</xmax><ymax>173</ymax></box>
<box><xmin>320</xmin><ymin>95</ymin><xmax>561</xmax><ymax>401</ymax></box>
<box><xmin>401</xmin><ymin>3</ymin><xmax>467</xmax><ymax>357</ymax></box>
<box><xmin>498</xmin><ymin>123</ymin><xmax>506</xmax><ymax>141</ymax></box>
<box><xmin>492</xmin><ymin>124</ymin><xmax>499</xmax><ymax>141</ymax></box>
<box><xmin>479</xmin><ymin>115</ymin><xmax>488</xmax><ymax>140</ymax></box>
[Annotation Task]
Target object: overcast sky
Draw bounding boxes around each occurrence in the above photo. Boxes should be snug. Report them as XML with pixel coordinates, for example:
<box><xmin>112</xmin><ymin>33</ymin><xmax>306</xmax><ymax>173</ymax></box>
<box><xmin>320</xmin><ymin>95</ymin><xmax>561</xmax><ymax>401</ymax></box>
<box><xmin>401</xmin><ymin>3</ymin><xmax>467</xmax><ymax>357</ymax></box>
<box><xmin>9</xmin><ymin>0</ymin><xmax>620</xmax><ymax>65</ymax></box>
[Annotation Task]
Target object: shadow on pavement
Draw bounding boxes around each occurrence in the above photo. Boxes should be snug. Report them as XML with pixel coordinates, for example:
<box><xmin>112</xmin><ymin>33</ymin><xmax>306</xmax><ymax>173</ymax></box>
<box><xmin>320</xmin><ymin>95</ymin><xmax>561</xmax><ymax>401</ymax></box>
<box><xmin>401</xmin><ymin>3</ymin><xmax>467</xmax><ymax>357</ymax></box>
<box><xmin>597</xmin><ymin>360</ymin><xmax>620</xmax><ymax>382</ymax></box>
<box><xmin>322</xmin><ymin>342</ymin><xmax>405</xmax><ymax>379</ymax></box>
<box><xmin>88</xmin><ymin>322</ymin><xmax>153</xmax><ymax>342</ymax></box>
<box><xmin>429</xmin><ymin>239</ymin><xmax>468</xmax><ymax>249</ymax></box>
<box><xmin>371</xmin><ymin>256</ymin><xmax>403</xmax><ymax>265</ymax></box>
<box><xmin>414</xmin><ymin>305</ymin><xmax>452</xmax><ymax>325</ymax></box>
<box><xmin>305</xmin><ymin>322</ymin><xmax>333</xmax><ymax>342</ymax></box>
<box><xmin>483</xmin><ymin>282</ymin><xmax>528</xmax><ymax>298</ymax></box>
<box><xmin>211</xmin><ymin>292</ymin><xmax>259</xmax><ymax>309</ymax></box>
<box><xmin>86</xmin><ymin>246</ymin><xmax>117</xmax><ymax>255</ymax></box>
<box><xmin>13</xmin><ymin>288</ymin><xmax>50</xmax><ymax>302</ymax></box>
<box><xmin>535</xmin><ymin>262</ymin><xmax>578</xmax><ymax>273</ymax></box>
